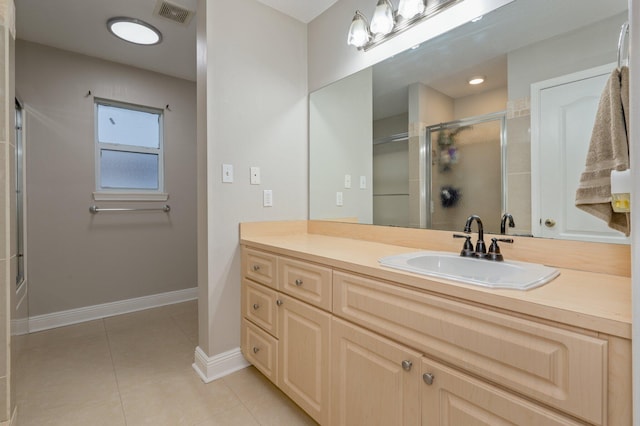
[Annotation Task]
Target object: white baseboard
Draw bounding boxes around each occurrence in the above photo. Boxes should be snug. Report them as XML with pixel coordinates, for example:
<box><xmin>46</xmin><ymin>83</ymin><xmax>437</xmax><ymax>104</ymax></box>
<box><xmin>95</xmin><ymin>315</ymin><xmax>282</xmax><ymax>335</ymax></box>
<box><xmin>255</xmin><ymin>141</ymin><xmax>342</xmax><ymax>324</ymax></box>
<box><xmin>192</xmin><ymin>346</ymin><xmax>250</xmax><ymax>383</ymax></box>
<box><xmin>11</xmin><ymin>318</ymin><xmax>29</xmax><ymax>336</ymax></box>
<box><xmin>28</xmin><ymin>287</ymin><xmax>198</xmax><ymax>333</ymax></box>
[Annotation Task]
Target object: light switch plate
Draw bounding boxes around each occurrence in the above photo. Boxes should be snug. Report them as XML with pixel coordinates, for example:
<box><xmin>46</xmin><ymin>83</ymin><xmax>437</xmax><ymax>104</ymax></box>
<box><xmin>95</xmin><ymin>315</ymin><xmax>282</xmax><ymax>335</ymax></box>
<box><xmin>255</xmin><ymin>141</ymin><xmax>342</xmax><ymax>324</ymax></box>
<box><xmin>222</xmin><ymin>164</ymin><xmax>234</xmax><ymax>183</ymax></box>
<box><xmin>336</xmin><ymin>192</ymin><xmax>343</xmax><ymax>206</ymax></box>
<box><xmin>263</xmin><ymin>190</ymin><xmax>273</xmax><ymax>207</ymax></box>
<box><xmin>344</xmin><ymin>174</ymin><xmax>352</xmax><ymax>189</ymax></box>
<box><xmin>250</xmin><ymin>167</ymin><xmax>261</xmax><ymax>185</ymax></box>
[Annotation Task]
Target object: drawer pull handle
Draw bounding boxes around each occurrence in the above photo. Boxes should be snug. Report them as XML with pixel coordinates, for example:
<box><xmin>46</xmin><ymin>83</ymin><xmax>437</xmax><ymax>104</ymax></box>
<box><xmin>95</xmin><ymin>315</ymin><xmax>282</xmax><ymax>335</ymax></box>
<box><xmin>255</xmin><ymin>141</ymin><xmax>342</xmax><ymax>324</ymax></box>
<box><xmin>401</xmin><ymin>360</ymin><xmax>413</xmax><ymax>371</ymax></box>
<box><xmin>295</xmin><ymin>279</ymin><xmax>303</xmax><ymax>286</ymax></box>
<box><xmin>252</xmin><ymin>303</ymin><xmax>260</xmax><ymax>310</ymax></box>
<box><xmin>252</xmin><ymin>265</ymin><xmax>261</xmax><ymax>272</ymax></box>
<box><xmin>276</xmin><ymin>299</ymin><xmax>283</xmax><ymax>306</ymax></box>
<box><xmin>423</xmin><ymin>373</ymin><xmax>435</xmax><ymax>385</ymax></box>
<box><xmin>253</xmin><ymin>347</ymin><xmax>260</xmax><ymax>354</ymax></box>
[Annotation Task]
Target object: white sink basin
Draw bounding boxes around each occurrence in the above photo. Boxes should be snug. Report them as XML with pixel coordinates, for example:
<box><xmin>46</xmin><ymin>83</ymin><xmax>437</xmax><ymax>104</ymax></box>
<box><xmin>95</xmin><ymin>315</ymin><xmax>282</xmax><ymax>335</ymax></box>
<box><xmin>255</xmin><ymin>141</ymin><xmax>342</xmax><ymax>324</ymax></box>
<box><xmin>378</xmin><ymin>251</ymin><xmax>559</xmax><ymax>290</ymax></box>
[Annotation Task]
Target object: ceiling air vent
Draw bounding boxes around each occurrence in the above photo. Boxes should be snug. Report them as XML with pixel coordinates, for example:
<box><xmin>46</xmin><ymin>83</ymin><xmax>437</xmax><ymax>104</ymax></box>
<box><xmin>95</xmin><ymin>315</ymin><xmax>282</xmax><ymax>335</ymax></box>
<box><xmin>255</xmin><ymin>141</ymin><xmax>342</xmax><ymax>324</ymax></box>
<box><xmin>154</xmin><ymin>0</ymin><xmax>195</xmax><ymax>26</ymax></box>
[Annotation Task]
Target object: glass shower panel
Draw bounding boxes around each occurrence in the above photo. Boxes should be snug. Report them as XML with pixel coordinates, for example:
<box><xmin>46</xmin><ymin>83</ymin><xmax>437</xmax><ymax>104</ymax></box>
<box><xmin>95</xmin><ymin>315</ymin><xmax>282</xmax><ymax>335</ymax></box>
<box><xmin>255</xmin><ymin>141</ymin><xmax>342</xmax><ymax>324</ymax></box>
<box><xmin>427</xmin><ymin>113</ymin><xmax>505</xmax><ymax>234</ymax></box>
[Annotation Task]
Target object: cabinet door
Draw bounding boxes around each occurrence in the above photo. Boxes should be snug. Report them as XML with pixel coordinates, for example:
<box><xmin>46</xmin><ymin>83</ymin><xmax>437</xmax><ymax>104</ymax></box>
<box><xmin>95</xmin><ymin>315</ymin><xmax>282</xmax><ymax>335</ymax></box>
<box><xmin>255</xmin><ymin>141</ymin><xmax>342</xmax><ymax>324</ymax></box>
<box><xmin>278</xmin><ymin>294</ymin><xmax>331</xmax><ymax>425</ymax></box>
<box><xmin>332</xmin><ymin>318</ymin><xmax>421</xmax><ymax>426</ymax></box>
<box><xmin>421</xmin><ymin>358</ymin><xmax>584</xmax><ymax>426</ymax></box>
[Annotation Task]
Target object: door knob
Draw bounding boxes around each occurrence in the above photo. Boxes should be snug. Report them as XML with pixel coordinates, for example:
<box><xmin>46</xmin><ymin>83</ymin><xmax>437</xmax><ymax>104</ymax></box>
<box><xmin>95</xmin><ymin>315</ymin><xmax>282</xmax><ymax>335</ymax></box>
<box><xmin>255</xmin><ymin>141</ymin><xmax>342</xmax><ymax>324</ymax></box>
<box><xmin>252</xmin><ymin>303</ymin><xmax>260</xmax><ymax>310</ymax></box>
<box><xmin>295</xmin><ymin>279</ymin><xmax>303</xmax><ymax>286</ymax></box>
<box><xmin>544</xmin><ymin>219</ymin><xmax>556</xmax><ymax>228</ymax></box>
<box><xmin>401</xmin><ymin>360</ymin><xmax>413</xmax><ymax>371</ymax></box>
<box><xmin>423</xmin><ymin>373</ymin><xmax>435</xmax><ymax>385</ymax></box>
<box><xmin>276</xmin><ymin>299</ymin><xmax>283</xmax><ymax>306</ymax></box>
<box><xmin>252</xmin><ymin>265</ymin><xmax>261</xmax><ymax>271</ymax></box>
<box><xmin>253</xmin><ymin>347</ymin><xmax>260</xmax><ymax>354</ymax></box>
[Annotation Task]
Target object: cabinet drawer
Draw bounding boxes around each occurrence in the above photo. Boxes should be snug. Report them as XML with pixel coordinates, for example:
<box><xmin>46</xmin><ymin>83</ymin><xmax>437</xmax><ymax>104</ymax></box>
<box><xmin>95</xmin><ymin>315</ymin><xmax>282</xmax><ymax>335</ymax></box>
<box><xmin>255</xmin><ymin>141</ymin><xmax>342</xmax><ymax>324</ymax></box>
<box><xmin>242</xmin><ymin>319</ymin><xmax>278</xmax><ymax>384</ymax></box>
<box><xmin>421</xmin><ymin>358</ymin><xmax>584</xmax><ymax>426</ymax></box>
<box><xmin>242</xmin><ymin>279</ymin><xmax>278</xmax><ymax>337</ymax></box>
<box><xmin>278</xmin><ymin>256</ymin><xmax>332</xmax><ymax>311</ymax></box>
<box><xmin>243</xmin><ymin>248</ymin><xmax>277</xmax><ymax>288</ymax></box>
<box><xmin>334</xmin><ymin>272</ymin><xmax>607</xmax><ymax>425</ymax></box>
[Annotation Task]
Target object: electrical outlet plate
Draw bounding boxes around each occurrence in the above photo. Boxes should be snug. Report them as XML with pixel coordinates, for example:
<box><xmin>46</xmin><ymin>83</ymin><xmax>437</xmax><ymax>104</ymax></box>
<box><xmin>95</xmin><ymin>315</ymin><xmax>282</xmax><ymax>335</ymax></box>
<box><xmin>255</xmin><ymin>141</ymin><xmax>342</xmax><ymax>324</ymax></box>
<box><xmin>250</xmin><ymin>167</ymin><xmax>261</xmax><ymax>185</ymax></box>
<box><xmin>344</xmin><ymin>174</ymin><xmax>352</xmax><ymax>189</ymax></box>
<box><xmin>336</xmin><ymin>191</ymin><xmax>343</xmax><ymax>206</ymax></box>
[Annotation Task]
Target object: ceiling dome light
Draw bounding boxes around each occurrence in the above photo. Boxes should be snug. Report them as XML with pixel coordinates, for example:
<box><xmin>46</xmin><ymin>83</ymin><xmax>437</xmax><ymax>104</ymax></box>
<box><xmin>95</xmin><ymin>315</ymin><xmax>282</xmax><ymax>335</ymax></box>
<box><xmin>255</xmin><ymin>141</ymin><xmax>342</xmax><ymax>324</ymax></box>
<box><xmin>347</xmin><ymin>11</ymin><xmax>371</xmax><ymax>48</ymax></box>
<box><xmin>398</xmin><ymin>0</ymin><xmax>426</xmax><ymax>20</ymax></box>
<box><xmin>370</xmin><ymin>0</ymin><xmax>395</xmax><ymax>36</ymax></box>
<box><xmin>468</xmin><ymin>76</ymin><xmax>486</xmax><ymax>85</ymax></box>
<box><xmin>107</xmin><ymin>17</ymin><xmax>162</xmax><ymax>46</ymax></box>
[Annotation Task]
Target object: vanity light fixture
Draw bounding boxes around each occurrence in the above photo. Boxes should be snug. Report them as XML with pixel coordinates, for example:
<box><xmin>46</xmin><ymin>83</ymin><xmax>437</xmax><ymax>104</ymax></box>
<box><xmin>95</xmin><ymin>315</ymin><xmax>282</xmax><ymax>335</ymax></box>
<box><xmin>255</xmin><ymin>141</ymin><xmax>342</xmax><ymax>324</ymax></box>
<box><xmin>107</xmin><ymin>17</ymin><xmax>162</xmax><ymax>46</ymax></box>
<box><xmin>347</xmin><ymin>0</ymin><xmax>460</xmax><ymax>51</ymax></box>
<box><xmin>370</xmin><ymin>0</ymin><xmax>395</xmax><ymax>36</ymax></box>
<box><xmin>468</xmin><ymin>76</ymin><xmax>486</xmax><ymax>85</ymax></box>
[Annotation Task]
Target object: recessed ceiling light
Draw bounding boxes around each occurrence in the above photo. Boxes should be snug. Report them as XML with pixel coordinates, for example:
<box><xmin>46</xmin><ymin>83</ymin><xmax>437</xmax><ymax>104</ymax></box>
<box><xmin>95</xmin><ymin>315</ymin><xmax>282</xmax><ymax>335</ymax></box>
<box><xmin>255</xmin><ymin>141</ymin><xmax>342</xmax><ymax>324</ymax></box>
<box><xmin>468</xmin><ymin>76</ymin><xmax>485</xmax><ymax>85</ymax></box>
<box><xmin>107</xmin><ymin>17</ymin><xmax>162</xmax><ymax>46</ymax></box>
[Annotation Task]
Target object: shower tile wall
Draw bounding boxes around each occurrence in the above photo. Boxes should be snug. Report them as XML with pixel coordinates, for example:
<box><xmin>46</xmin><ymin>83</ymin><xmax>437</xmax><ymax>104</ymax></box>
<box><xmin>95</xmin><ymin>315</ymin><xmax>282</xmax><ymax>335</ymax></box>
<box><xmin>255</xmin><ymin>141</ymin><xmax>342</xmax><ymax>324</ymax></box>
<box><xmin>506</xmin><ymin>99</ymin><xmax>532</xmax><ymax>235</ymax></box>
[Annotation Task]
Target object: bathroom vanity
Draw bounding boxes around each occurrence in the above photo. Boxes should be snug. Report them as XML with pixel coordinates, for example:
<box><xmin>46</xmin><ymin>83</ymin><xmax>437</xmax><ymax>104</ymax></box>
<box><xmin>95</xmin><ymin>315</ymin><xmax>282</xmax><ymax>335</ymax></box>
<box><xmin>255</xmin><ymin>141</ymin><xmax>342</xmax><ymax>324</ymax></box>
<box><xmin>240</xmin><ymin>221</ymin><xmax>631</xmax><ymax>425</ymax></box>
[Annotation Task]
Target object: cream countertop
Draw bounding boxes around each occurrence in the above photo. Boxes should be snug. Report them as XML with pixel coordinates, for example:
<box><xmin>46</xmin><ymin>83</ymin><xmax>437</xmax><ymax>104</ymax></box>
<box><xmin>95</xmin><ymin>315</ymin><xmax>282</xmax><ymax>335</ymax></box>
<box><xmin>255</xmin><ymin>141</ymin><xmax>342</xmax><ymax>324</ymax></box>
<box><xmin>240</xmin><ymin>222</ymin><xmax>631</xmax><ymax>340</ymax></box>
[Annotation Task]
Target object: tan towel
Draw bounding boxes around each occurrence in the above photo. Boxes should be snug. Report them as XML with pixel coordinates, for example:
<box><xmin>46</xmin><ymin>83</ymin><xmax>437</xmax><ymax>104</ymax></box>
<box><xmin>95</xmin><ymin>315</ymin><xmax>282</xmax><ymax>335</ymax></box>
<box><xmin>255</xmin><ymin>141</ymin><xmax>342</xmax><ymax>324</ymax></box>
<box><xmin>575</xmin><ymin>66</ymin><xmax>630</xmax><ymax>236</ymax></box>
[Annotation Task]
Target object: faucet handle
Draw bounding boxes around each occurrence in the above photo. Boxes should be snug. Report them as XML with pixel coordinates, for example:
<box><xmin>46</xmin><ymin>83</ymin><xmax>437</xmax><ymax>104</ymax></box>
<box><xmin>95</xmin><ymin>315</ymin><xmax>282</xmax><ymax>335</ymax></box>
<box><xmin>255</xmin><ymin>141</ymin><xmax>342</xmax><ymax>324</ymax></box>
<box><xmin>453</xmin><ymin>234</ymin><xmax>475</xmax><ymax>257</ymax></box>
<box><xmin>487</xmin><ymin>238</ymin><xmax>514</xmax><ymax>261</ymax></box>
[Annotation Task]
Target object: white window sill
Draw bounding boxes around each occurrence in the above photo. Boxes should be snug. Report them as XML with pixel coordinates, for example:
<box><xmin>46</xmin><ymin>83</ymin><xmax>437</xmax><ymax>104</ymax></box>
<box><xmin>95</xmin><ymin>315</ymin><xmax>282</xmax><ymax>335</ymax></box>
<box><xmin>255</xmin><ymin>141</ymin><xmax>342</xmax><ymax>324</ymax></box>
<box><xmin>93</xmin><ymin>192</ymin><xmax>169</xmax><ymax>202</ymax></box>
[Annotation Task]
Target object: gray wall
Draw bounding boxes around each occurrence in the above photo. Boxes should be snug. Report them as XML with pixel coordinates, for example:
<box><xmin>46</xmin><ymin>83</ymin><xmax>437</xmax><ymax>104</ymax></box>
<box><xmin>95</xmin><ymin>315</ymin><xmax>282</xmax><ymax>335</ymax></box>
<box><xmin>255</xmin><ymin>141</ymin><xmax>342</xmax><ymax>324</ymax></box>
<box><xmin>16</xmin><ymin>40</ymin><xmax>197</xmax><ymax>317</ymax></box>
<box><xmin>198</xmin><ymin>0</ymin><xmax>308</xmax><ymax>356</ymax></box>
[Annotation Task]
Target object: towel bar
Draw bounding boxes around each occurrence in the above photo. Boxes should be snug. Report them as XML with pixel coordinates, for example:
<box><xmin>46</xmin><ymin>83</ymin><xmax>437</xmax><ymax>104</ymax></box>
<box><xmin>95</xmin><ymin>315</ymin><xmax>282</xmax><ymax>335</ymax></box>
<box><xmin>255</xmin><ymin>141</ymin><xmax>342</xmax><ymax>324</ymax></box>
<box><xmin>89</xmin><ymin>205</ymin><xmax>171</xmax><ymax>214</ymax></box>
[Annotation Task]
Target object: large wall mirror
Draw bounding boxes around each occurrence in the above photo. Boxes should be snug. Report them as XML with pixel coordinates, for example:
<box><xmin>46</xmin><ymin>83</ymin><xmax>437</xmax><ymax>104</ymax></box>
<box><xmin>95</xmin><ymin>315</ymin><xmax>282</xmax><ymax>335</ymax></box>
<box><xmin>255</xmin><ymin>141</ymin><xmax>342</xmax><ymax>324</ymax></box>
<box><xmin>310</xmin><ymin>0</ymin><xmax>629</xmax><ymax>244</ymax></box>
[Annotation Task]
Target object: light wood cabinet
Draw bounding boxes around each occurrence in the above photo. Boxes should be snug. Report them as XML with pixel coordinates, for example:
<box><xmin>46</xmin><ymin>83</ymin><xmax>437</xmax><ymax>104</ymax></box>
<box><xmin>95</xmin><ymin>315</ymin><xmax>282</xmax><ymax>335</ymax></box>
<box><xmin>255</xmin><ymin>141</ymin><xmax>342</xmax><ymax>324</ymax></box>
<box><xmin>241</xmin><ymin>246</ymin><xmax>631</xmax><ymax>426</ymax></box>
<box><xmin>331</xmin><ymin>318</ymin><xmax>421</xmax><ymax>426</ymax></box>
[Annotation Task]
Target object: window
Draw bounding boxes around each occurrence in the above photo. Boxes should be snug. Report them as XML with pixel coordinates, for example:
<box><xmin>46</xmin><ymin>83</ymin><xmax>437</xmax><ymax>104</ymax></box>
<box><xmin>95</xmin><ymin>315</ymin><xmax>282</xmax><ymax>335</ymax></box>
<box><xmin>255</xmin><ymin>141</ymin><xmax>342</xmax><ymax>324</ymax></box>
<box><xmin>95</xmin><ymin>99</ymin><xmax>164</xmax><ymax>194</ymax></box>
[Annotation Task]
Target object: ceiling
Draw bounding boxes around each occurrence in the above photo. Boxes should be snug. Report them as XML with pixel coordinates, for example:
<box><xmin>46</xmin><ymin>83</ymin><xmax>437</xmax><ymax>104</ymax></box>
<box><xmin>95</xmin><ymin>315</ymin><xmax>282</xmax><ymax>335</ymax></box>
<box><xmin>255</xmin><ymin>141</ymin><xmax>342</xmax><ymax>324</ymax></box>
<box><xmin>15</xmin><ymin>0</ymin><xmax>338</xmax><ymax>82</ymax></box>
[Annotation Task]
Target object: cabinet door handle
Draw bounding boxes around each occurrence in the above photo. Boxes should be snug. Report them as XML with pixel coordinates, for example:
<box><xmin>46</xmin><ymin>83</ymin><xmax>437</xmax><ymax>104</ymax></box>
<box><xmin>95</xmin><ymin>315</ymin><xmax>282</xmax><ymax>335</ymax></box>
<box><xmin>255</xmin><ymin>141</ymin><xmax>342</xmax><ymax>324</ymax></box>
<box><xmin>253</xmin><ymin>347</ymin><xmax>260</xmax><ymax>354</ymax></box>
<box><xmin>276</xmin><ymin>299</ymin><xmax>283</xmax><ymax>306</ymax></box>
<box><xmin>252</xmin><ymin>303</ymin><xmax>260</xmax><ymax>310</ymax></box>
<box><xmin>295</xmin><ymin>279</ymin><xmax>303</xmax><ymax>286</ymax></box>
<box><xmin>252</xmin><ymin>264</ymin><xmax>261</xmax><ymax>271</ymax></box>
<box><xmin>401</xmin><ymin>360</ymin><xmax>413</xmax><ymax>371</ymax></box>
<box><xmin>423</xmin><ymin>373</ymin><xmax>435</xmax><ymax>385</ymax></box>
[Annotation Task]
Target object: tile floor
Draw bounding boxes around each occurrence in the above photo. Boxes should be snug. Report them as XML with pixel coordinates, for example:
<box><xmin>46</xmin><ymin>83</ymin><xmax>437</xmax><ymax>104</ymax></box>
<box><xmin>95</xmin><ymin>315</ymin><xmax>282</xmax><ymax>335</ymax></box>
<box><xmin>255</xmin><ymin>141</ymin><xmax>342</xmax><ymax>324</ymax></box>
<box><xmin>14</xmin><ymin>301</ymin><xmax>316</xmax><ymax>425</ymax></box>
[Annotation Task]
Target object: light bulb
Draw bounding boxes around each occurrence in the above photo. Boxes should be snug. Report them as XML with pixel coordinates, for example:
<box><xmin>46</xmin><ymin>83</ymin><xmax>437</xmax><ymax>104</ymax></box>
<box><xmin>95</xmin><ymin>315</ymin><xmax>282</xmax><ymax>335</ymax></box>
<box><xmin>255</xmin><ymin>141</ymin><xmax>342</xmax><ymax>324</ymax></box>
<box><xmin>398</xmin><ymin>0</ymin><xmax>426</xmax><ymax>20</ymax></box>
<box><xmin>468</xmin><ymin>76</ymin><xmax>485</xmax><ymax>85</ymax></box>
<box><xmin>347</xmin><ymin>11</ymin><xmax>371</xmax><ymax>48</ymax></box>
<box><xmin>370</xmin><ymin>0</ymin><xmax>395</xmax><ymax>36</ymax></box>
